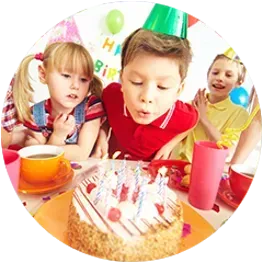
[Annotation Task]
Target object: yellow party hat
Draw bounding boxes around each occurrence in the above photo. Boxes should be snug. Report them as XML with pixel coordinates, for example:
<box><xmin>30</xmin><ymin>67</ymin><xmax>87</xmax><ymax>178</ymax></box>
<box><xmin>224</xmin><ymin>47</ymin><xmax>241</xmax><ymax>62</ymax></box>
<box><xmin>224</xmin><ymin>47</ymin><xmax>237</xmax><ymax>59</ymax></box>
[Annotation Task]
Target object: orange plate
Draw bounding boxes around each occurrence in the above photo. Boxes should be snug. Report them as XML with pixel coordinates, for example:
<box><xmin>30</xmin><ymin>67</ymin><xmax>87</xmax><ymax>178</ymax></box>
<box><xmin>34</xmin><ymin>190</ymin><xmax>215</xmax><ymax>254</ymax></box>
<box><xmin>148</xmin><ymin>159</ymin><xmax>190</xmax><ymax>192</ymax></box>
<box><xmin>18</xmin><ymin>168</ymin><xmax>74</xmax><ymax>195</ymax></box>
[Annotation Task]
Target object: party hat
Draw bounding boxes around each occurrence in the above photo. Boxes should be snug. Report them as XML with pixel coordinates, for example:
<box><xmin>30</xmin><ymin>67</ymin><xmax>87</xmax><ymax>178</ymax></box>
<box><xmin>224</xmin><ymin>47</ymin><xmax>237</xmax><ymax>59</ymax></box>
<box><xmin>142</xmin><ymin>4</ymin><xmax>188</xmax><ymax>38</ymax></box>
<box><xmin>224</xmin><ymin>47</ymin><xmax>241</xmax><ymax>62</ymax></box>
<box><xmin>47</xmin><ymin>16</ymin><xmax>83</xmax><ymax>46</ymax></box>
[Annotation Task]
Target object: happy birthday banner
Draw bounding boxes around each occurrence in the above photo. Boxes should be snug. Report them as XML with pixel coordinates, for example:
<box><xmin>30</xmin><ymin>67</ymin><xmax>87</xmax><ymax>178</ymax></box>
<box><xmin>94</xmin><ymin>36</ymin><xmax>122</xmax><ymax>82</ymax></box>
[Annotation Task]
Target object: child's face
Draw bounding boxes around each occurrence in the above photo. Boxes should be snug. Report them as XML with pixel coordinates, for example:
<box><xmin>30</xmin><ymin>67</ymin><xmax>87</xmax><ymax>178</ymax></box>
<box><xmin>121</xmin><ymin>53</ymin><xmax>183</xmax><ymax>125</ymax></box>
<box><xmin>207</xmin><ymin>58</ymin><xmax>240</xmax><ymax>99</ymax></box>
<box><xmin>39</xmin><ymin>66</ymin><xmax>90</xmax><ymax>111</ymax></box>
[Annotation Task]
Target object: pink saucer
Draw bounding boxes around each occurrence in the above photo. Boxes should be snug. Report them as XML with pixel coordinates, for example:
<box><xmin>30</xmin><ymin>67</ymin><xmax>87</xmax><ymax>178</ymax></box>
<box><xmin>217</xmin><ymin>179</ymin><xmax>242</xmax><ymax>209</ymax></box>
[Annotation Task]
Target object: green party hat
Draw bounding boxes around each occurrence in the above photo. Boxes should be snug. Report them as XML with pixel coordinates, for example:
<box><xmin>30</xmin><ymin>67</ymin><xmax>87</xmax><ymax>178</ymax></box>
<box><xmin>142</xmin><ymin>4</ymin><xmax>188</xmax><ymax>38</ymax></box>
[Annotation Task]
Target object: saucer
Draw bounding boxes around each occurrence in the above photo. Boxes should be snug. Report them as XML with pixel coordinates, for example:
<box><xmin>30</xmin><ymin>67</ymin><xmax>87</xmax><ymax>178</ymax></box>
<box><xmin>217</xmin><ymin>179</ymin><xmax>242</xmax><ymax>209</ymax></box>
<box><xmin>18</xmin><ymin>167</ymin><xmax>74</xmax><ymax>195</ymax></box>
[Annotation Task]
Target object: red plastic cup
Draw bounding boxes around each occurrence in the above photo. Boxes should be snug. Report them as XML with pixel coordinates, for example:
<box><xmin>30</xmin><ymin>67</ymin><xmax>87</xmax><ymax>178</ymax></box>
<box><xmin>188</xmin><ymin>141</ymin><xmax>228</xmax><ymax>210</ymax></box>
<box><xmin>2</xmin><ymin>149</ymin><xmax>21</xmax><ymax>192</ymax></box>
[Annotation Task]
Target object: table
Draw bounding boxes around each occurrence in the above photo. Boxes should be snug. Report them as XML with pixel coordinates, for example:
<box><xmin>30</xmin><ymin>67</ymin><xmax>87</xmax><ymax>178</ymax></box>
<box><xmin>18</xmin><ymin>158</ymin><xmax>234</xmax><ymax>230</ymax></box>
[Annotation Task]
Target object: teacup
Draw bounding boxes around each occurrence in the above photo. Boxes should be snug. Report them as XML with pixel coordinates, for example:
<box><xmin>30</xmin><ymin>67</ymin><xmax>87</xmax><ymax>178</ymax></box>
<box><xmin>18</xmin><ymin>145</ymin><xmax>71</xmax><ymax>184</ymax></box>
<box><xmin>229</xmin><ymin>164</ymin><xmax>255</xmax><ymax>200</ymax></box>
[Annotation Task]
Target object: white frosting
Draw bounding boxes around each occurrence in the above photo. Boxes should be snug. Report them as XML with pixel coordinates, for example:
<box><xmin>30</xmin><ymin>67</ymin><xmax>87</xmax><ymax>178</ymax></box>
<box><xmin>72</xmin><ymin>164</ymin><xmax>180</xmax><ymax>240</ymax></box>
<box><xmin>118</xmin><ymin>201</ymin><xmax>137</xmax><ymax>219</ymax></box>
<box><xmin>134</xmin><ymin>199</ymin><xmax>158</xmax><ymax>219</ymax></box>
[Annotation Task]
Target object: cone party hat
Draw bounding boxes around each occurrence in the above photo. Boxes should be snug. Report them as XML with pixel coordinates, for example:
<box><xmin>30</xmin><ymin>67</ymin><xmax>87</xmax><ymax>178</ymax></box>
<box><xmin>142</xmin><ymin>4</ymin><xmax>188</xmax><ymax>38</ymax></box>
<box><xmin>224</xmin><ymin>47</ymin><xmax>241</xmax><ymax>62</ymax></box>
<box><xmin>224</xmin><ymin>47</ymin><xmax>237</xmax><ymax>59</ymax></box>
<box><xmin>47</xmin><ymin>16</ymin><xmax>83</xmax><ymax>46</ymax></box>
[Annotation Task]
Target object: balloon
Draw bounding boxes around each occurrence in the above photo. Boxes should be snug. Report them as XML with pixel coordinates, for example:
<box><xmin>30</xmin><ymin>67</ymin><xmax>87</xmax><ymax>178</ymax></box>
<box><xmin>106</xmin><ymin>9</ymin><xmax>124</xmax><ymax>34</ymax></box>
<box><xmin>230</xmin><ymin>87</ymin><xmax>250</xmax><ymax>108</ymax></box>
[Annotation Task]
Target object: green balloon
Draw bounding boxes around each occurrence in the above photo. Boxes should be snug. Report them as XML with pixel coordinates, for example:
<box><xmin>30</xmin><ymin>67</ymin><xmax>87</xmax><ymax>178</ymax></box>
<box><xmin>106</xmin><ymin>9</ymin><xmax>124</xmax><ymax>34</ymax></box>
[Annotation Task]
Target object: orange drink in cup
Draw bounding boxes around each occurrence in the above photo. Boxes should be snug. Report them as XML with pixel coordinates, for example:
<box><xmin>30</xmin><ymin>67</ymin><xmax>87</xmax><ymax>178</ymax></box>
<box><xmin>18</xmin><ymin>145</ymin><xmax>71</xmax><ymax>184</ymax></box>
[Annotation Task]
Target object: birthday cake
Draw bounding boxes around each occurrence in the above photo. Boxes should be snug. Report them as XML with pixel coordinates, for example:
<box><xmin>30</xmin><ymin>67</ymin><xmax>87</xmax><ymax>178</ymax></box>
<box><xmin>67</xmin><ymin>162</ymin><xmax>183</xmax><ymax>261</ymax></box>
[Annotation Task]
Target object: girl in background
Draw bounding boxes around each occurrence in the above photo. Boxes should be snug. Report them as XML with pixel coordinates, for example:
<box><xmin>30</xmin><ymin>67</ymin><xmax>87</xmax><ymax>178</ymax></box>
<box><xmin>18</xmin><ymin>42</ymin><xmax>106</xmax><ymax>161</ymax></box>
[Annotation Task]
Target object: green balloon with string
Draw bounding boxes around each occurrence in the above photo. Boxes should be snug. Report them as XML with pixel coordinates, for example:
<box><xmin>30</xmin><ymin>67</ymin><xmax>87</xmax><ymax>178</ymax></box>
<box><xmin>106</xmin><ymin>9</ymin><xmax>125</xmax><ymax>34</ymax></box>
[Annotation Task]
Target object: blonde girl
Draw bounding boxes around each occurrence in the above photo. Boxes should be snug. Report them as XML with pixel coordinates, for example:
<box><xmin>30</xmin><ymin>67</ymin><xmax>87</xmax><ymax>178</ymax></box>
<box><xmin>19</xmin><ymin>42</ymin><xmax>105</xmax><ymax>161</ymax></box>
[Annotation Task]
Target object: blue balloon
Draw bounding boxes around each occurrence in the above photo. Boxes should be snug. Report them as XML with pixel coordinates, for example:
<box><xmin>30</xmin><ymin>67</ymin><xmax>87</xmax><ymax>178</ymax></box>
<box><xmin>229</xmin><ymin>86</ymin><xmax>249</xmax><ymax>108</ymax></box>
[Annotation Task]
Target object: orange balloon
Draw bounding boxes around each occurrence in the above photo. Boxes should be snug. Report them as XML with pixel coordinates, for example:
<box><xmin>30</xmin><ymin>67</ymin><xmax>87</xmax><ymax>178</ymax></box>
<box><xmin>188</xmin><ymin>15</ymin><xmax>199</xmax><ymax>27</ymax></box>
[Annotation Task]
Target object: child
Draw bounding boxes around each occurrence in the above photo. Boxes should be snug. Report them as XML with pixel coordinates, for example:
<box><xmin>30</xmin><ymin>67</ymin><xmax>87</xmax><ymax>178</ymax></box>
<box><xmin>1</xmin><ymin>18</ymin><xmax>83</xmax><ymax>150</ymax></box>
<box><xmin>20</xmin><ymin>42</ymin><xmax>106</xmax><ymax>161</ymax></box>
<box><xmin>229</xmin><ymin>87</ymin><xmax>261</xmax><ymax>165</ymax></box>
<box><xmin>93</xmin><ymin>7</ymin><xmax>199</xmax><ymax>161</ymax></box>
<box><xmin>1</xmin><ymin>76</ymin><xmax>32</xmax><ymax>148</ymax></box>
<box><xmin>172</xmin><ymin>53</ymin><xmax>249</xmax><ymax>162</ymax></box>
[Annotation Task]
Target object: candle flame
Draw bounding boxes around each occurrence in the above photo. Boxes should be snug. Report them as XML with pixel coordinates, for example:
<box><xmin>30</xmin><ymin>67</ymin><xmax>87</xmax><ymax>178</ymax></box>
<box><xmin>158</xmin><ymin>166</ymin><xmax>168</xmax><ymax>177</ymax></box>
<box><xmin>102</xmin><ymin>153</ymin><xmax>109</xmax><ymax>160</ymax></box>
<box><xmin>112</xmin><ymin>151</ymin><xmax>121</xmax><ymax>160</ymax></box>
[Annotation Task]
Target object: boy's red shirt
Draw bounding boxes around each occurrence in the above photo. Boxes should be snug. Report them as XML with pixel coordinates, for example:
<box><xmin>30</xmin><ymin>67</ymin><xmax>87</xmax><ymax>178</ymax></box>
<box><xmin>102</xmin><ymin>82</ymin><xmax>198</xmax><ymax>161</ymax></box>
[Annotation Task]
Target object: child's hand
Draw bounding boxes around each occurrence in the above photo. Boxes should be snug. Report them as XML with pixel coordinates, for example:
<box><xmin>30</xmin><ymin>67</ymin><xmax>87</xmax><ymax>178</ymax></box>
<box><xmin>91</xmin><ymin>128</ymin><xmax>109</xmax><ymax>158</ymax></box>
<box><xmin>53</xmin><ymin>114</ymin><xmax>76</xmax><ymax>139</ymax></box>
<box><xmin>91</xmin><ymin>142</ymin><xmax>109</xmax><ymax>159</ymax></box>
<box><xmin>91</xmin><ymin>136</ymin><xmax>109</xmax><ymax>159</ymax></box>
<box><xmin>153</xmin><ymin>142</ymin><xmax>174</xmax><ymax>160</ymax></box>
<box><xmin>25</xmin><ymin>134</ymin><xmax>40</xmax><ymax>146</ymax></box>
<box><xmin>193</xmin><ymin>88</ymin><xmax>208</xmax><ymax>123</ymax></box>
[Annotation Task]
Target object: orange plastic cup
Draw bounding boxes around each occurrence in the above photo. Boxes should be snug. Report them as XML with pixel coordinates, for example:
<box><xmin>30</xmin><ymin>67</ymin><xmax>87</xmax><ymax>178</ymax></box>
<box><xmin>18</xmin><ymin>145</ymin><xmax>71</xmax><ymax>184</ymax></box>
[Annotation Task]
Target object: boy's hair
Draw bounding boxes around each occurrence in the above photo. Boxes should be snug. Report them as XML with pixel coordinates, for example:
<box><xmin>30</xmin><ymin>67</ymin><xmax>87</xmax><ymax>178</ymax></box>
<box><xmin>121</xmin><ymin>29</ymin><xmax>193</xmax><ymax>82</ymax></box>
<box><xmin>13</xmin><ymin>42</ymin><xmax>103</xmax><ymax>122</ymax></box>
<box><xmin>207</xmin><ymin>54</ymin><xmax>246</xmax><ymax>85</ymax></box>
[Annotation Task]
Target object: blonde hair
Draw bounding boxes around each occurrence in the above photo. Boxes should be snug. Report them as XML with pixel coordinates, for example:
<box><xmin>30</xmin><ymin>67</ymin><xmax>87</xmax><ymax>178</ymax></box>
<box><xmin>13</xmin><ymin>42</ymin><xmax>103</xmax><ymax>122</ymax></box>
<box><xmin>121</xmin><ymin>29</ymin><xmax>192</xmax><ymax>82</ymax></box>
<box><xmin>207</xmin><ymin>54</ymin><xmax>246</xmax><ymax>85</ymax></box>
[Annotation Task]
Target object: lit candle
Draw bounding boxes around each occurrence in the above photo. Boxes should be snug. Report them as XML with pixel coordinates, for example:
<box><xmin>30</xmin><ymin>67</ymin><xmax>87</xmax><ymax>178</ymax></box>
<box><xmin>158</xmin><ymin>175</ymin><xmax>164</xmax><ymax>197</ymax></box>
<box><xmin>116</xmin><ymin>168</ymin><xmax>125</xmax><ymax>200</ymax></box>
<box><xmin>111</xmin><ymin>159</ymin><xmax>115</xmax><ymax>171</ymax></box>
<box><xmin>136</xmin><ymin>176</ymin><xmax>147</xmax><ymax>218</ymax></box>
<box><xmin>94</xmin><ymin>165</ymin><xmax>106</xmax><ymax>205</ymax></box>
<box><xmin>127</xmin><ymin>173</ymin><xmax>135</xmax><ymax>202</ymax></box>
<box><xmin>155</xmin><ymin>172</ymin><xmax>161</xmax><ymax>185</ymax></box>
<box><xmin>134</xmin><ymin>162</ymin><xmax>141</xmax><ymax>190</ymax></box>
<box><xmin>162</xmin><ymin>180</ymin><xmax>168</xmax><ymax>206</ymax></box>
<box><xmin>104</xmin><ymin>183</ymin><xmax>111</xmax><ymax>216</ymax></box>
<box><xmin>157</xmin><ymin>167</ymin><xmax>168</xmax><ymax>199</ymax></box>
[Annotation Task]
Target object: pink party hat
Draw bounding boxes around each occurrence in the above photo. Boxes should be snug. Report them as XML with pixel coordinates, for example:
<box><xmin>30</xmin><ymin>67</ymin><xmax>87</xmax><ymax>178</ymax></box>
<box><xmin>47</xmin><ymin>16</ymin><xmax>83</xmax><ymax>45</ymax></box>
